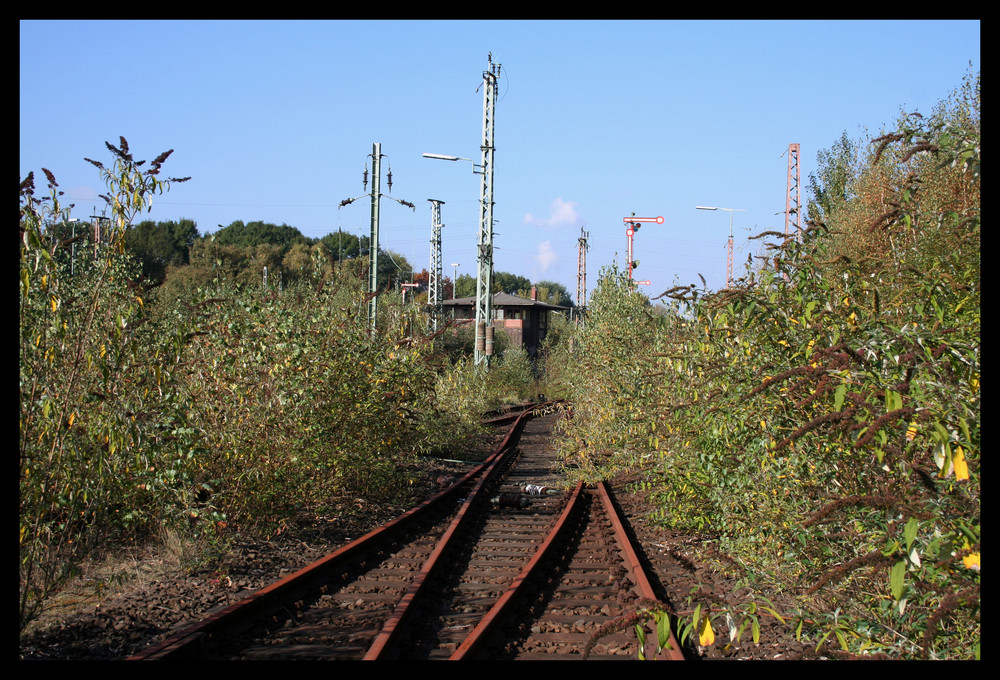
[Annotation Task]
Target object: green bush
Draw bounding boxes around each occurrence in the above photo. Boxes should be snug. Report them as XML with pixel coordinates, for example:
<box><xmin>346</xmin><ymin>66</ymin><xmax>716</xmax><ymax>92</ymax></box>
<box><xmin>554</xmin><ymin>72</ymin><xmax>979</xmax><ymax>659</ymax></box>
<box><xmin>20</xmin><ymin>141</ymin><xmax>194</xmax><ymax>630</ymax></box>
<box><xmin>19</xmin><ymin>138</ymin><xmax>504</xmax><ymax>632</ymax></box>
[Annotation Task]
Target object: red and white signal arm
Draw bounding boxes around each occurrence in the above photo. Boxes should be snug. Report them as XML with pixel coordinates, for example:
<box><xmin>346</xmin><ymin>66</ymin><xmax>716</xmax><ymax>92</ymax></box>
<box><xmin>623</xmin><ymin>216</ymin><xmax>664</xmax><ymax>224</ymax></box>
<box><xmin>635</xmin><ymin>279</ymin><xmax>651</xmax><ymax>285</ymax></box>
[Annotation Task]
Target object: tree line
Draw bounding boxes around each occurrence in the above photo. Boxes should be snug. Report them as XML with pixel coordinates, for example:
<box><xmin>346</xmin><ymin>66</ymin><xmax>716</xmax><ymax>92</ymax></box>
<box><xmin>121</xmin><ymin>217</ymin><xmax>574</xmax><ymax>308</ymax></box>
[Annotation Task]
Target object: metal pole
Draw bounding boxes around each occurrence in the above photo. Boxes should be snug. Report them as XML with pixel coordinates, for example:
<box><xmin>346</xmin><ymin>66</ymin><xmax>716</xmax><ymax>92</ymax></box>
<box><xmin>696</xmin><ymin>206</ymin><xmax>743</xmax><ymax>289</ymax></box>
<box><xmin>428</xmin><ymin>199</ymin><xmax>444</xmax><ymax>332</ymax></box>
<box><xmin>626</xmin><ymin>224</ymin><xmax>635</xmax><ymax>281</ymax></box>
<box><xmin>785</xmin><ymin>143</ymin><xmax>801</xmax><ymax>240</ymax></box>
<box><xmin>369</xmin><ymin>142</ymin><xmax>381</xmax><ymax>332</ymax></box>
<box><xmin>475</xmin><ymin>55</ymin><xmax>499</xmax><ymax>368</ymax></box>
<box><xmin>727</xmin><ymin>211</ymin><xmax>734</xmax><ymax>288</ymax></box>
<box><xmin>577</xmin><ymin>227</ymin><xmax>589</xmax><ymax>323</ymax></box>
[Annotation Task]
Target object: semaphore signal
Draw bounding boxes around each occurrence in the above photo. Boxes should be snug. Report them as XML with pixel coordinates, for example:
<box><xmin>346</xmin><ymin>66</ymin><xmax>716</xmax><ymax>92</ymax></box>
<box><xmin>622</xmin><ymin>216</ymin><xmax>664</xmax><ymax>224</ymax></box>
<box><xmin>622</xmin><ymin>214</ymin><xmax>664</xmax><ymax>282</ymax></box>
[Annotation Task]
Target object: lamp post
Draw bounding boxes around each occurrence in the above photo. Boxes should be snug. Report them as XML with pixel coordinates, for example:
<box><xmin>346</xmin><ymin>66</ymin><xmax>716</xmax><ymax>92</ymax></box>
<box><xmin>696</xmin><ymin>206</ymin><xmax>745</xmax><ymax>288</ymax></box>
<box><xmin>450</xmin><ymin>263</ymin><xmax>460</xmax><ymax>299</ymax></box>
<box><xmin>424</xmin><ymin>151</ymin><xmax>493</xmax><ymax>365</ymax></box>
<box><xmin>419</xmin><ymin>54</ymin><xmax>500</xmax><ymax>368</ymax></box>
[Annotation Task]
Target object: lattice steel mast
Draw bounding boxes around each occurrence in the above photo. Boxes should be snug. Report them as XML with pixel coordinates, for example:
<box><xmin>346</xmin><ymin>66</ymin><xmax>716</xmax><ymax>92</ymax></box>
<box><xmin>576</xmin><ymin>227</ymin><xmax>589</xmax><ymax>323</ymax></box>
<box><xmin>474</xmin><ymin>54</ymin><xmax>500</xmax><ymax>367</ymax></box>
<box><xmin>427</xmin><ymin>199</ymin><xmax>445</xmax><ymax>332</ymax></box>
<box><xmin>785</xmin><ymin>142</ymin><xmax>801</xmax><ymax>240</ymax></box>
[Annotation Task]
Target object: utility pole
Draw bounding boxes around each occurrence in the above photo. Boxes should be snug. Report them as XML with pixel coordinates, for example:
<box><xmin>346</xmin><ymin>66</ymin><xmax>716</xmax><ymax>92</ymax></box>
<box><xmin>366</xmin><ymin>143</ymin><xmax>383</xmax><ymax>332</ymax></box>
<box><xmin>421</xmin><ymin>54</ymin><xmax>499</xmax><ymax>365</ymax></box>
<box><xmin>784</xmin><ymin>143</ymin><xmax>801</xmax><ymax>240</ymax></box>
<box><xmin>576</xmin><ymin>226</ymin><xmax>589</xmax><ymax>324</ymax></box>
<box><xmin>475</xmin><ymin>53</ymin><xmax>500</xmax><ymax>368</ymax></box>
<box><xmin>339</xmin><ymin>142</ymin><xmax>414</xmax><ymax>334</ymax></box>
<box><xmin>427</xmin><ymin>199</ymin><xmax>445</xmax><ymax>332</ymax></box>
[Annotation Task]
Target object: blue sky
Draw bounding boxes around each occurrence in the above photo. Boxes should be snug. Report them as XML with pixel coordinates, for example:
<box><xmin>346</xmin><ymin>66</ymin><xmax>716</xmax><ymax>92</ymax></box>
<box><xmin>20</xmin><ymin>20</ymin><xmax>980</xmax><ymax>302</ymax></box>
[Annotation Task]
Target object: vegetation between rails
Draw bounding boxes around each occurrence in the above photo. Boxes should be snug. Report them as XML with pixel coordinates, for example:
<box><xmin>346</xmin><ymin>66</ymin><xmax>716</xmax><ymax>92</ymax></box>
<box><xmin>555</xmin><ymin>70</ymin><xmax>979</xmax><ymax>659</ymax></box>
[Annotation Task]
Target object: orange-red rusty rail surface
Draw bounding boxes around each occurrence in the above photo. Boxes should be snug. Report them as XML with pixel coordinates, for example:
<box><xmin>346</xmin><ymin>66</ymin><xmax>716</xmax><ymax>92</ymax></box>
<box><xmin>448</xmin><ymin>481</ymin><xmax>685</xmax><ymax>661</ymax></box>
<box><xmin>597</xmin><ymin>481</ymin><xmax>685</xmax><ymax>661</ymax></box>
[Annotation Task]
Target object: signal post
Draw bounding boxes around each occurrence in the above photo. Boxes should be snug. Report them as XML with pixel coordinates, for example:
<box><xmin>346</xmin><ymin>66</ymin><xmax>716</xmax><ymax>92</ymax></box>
<box><xmin>623</xmin><ymin>214</ymin><xmax>663</xmax><ymax>283</ymax></box>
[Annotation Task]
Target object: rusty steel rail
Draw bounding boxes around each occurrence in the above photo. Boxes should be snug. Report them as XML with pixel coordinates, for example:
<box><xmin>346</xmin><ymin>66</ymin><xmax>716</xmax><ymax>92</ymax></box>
<box><xmin>128</xmin><ymin>408</ymin><xmax>538</xmax><ymax>661</ymax></box>
<box><xmin>449</xmin><ymin>479</ymin><xmax>587</xmax><ymax>660</ymax></box>
<box><xmin>129</xmin><ymin>403</ymin><xmax>683</xmax><ymax>661</ymax></box>
<box><xmin>481</xmin><ymin>400</ymin><xmax>564</xmax><ymax>428</ymax></box>
<box><xmin>363</xmin><ymin>409</ymin><xmax>537</xmax><ymax>659</ymax></box>
<box><xmin>448</xmin><ymin>480</ymin><xmax>686</xmax><ymax>661</ymax></box>
<box><xmin>596</xmin><ymin>481</ymin><xmax>685</xmax><ymax>661</ymax></box>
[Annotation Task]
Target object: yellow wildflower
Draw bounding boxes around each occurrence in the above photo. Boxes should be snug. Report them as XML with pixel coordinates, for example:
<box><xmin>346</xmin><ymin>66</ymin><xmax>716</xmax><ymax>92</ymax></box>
<box><xmin>963</xmin><ymin>552</ymin><xmax>980</xmax><ymax>572</ymax></box>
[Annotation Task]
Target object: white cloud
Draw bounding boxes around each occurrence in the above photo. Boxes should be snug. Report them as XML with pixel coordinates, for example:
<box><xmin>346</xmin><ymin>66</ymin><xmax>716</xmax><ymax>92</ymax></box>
<box><xmin>532</xmin><ymin>240</ymin><xmax>558</xmax><ymax>273</ymax></box>
<box><xmin>523</xmin><ymin>197</ymin><xmax>580</xmax><ymax>229</ymax></box>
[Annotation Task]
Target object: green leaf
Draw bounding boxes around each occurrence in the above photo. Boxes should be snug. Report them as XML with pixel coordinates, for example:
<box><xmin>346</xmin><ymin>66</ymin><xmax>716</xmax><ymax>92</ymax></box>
<box><xmin>904</xmin><ymin>517</ymin><xmax>918</xmax><ymax>552</ymax></box>
<box><xmin>886</xmin><ymin>389</ymin><xmax>902</xmax><ymax>412</ymax></box>
<box><xmin>762</xmin><ymin>606</ymin><xmax>785</xmax><ymax>625</ymax></box>
<box><xmin>890</xmin><ymin>560</ymin><xmax>906</xmax><ymax>600</ymax></box>
<box><xmin>656</xmin><ymin>611</ymin><xmax>673</xmax><ymax>651</ymax></box>
<box><xmin>834</xmin><ymin>383</ymin><xmax>846</xmax><ymax>412</ymax></box>
<box><xmin>804</xmin><ymin>299</ymin><xmax>817</xmax><ymax>322</ymax></box>
<box><xmin>835</xmin><ymin>629</ymin><xmax>849</xmax><ymax>652</ymax></box>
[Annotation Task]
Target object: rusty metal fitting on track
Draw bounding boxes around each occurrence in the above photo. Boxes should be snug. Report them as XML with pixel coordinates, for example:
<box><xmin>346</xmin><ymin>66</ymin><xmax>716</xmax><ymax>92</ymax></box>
<box><xmin>491</xmin><ymin>493</ymin><xmax>530</xmax><ymax>509</ymax></box>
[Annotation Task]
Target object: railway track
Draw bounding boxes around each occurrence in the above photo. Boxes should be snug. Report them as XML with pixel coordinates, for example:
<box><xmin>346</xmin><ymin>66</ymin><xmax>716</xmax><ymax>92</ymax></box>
<box><xmin>128</xmin><ymin>403</ymin><xmax>686</xmax><ymax>661</ymax></box>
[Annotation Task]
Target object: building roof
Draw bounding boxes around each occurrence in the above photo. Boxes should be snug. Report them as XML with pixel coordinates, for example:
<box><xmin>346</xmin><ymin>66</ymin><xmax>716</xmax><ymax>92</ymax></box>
<box><xmin>442</xmin><ymin>292</ymin><xmax>568</xmax><ymax>310</ymax></box>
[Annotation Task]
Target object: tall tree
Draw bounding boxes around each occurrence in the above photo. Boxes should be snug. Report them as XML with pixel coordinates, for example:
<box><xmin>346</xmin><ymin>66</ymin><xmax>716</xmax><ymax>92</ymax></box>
<box><xmin>492</xmin><ymin>270</ymin><xmax>531</xmax><ymax>295</ymax></box>
<box><xmin>320</xmin><ymin>229</ymin><xmax>368</xmax><ymax>262</ymax></box>
<box><xmin>806</xmin><ymin>130</ymin><xmax>859</xmax><ymax>226</ymax></box>
<box><xmin>525</xmin><ymin>280</ymin><xmax>574</xmax><ymax>307</ymax></box>
<box><xmin>126</xmin><ymin>218</ymin><xmax>199</xmax><ymax>282</ymax></box>
<box><xmin>212</xmin><ymin>220</ymin><xmax>308</xmax><ymax>250</ymax></box>
<box><xmin>454</xmin><ymin>273</ymin><xmax>476</xmax><ymax>298</ymax></box>
<box><xmin>375</xmin><ymin>249</ymin><xmax>413</xmax><ymax>291</ymax></box>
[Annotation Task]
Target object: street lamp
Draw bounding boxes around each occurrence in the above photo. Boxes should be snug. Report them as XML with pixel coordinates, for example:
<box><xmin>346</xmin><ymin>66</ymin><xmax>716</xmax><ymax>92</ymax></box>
<box><xmin>424</xmin><ymin>149</ymin><xmax>495</xmax><ymax>367</ymax></box>
<box><xmin>422</xmin><ymin>55</ymin><xmax>500</xmax><ymax>368</ymax></box>
<box><xmin>450</xmin><ymin>263</ymin><xmax>460</xmax><ymax>299</ymax></box>
<box><xmin>696</xmin><ymin>206</ymin><xmax>745</xmax><ymax>288</ymax></box>
<box><xmin>422</xmin><ymin>153</ymin><xmax>473</xmax><ymax>164</ymax></box>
